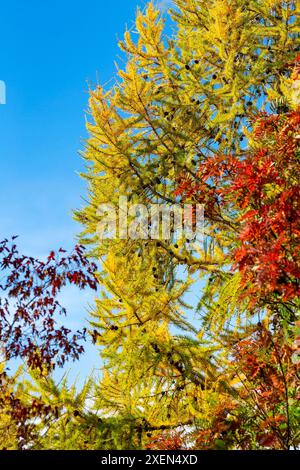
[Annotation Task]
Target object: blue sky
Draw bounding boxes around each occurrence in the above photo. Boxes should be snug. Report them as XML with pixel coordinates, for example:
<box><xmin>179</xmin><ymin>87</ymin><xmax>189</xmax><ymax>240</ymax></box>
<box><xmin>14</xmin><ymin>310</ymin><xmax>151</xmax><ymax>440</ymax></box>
<box><xmin>0</xmin><ymin>0</ymin><xmax>154</xmax><ymax>382</ymax></box>
<box><xmin>0</xmin><ymin>0</ymin><xmax>150</xmax><ymax>256</ymax></box>
<box><xmin>0</xmin><ymin>0</ymin><xmax>180</xmax><ymax>385</ymax></box>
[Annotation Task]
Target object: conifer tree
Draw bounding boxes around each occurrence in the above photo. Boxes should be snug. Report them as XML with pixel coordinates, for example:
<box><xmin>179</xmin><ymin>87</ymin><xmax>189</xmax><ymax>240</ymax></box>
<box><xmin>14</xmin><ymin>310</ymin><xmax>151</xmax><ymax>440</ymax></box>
<box><xmin>74</xmin><ymin>0</ymin><xmax>300</xmax><ymax>448</ymax></box>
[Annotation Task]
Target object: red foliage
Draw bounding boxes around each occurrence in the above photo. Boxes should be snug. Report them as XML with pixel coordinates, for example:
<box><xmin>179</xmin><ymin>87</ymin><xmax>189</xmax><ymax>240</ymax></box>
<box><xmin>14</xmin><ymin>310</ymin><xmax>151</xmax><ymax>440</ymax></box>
<box><xmin>146</xmin><ymin>431</ymin><xmax>185</xmax><ymax>450</ymax></box>
<box><xmin>228</xmin><ymin>108</ymin><xmax>300</xmax><ymax>302</ymax></box>
<box><xmin>193</xmin><ymin>327</ymin><xmax>299</xmax><ymax>450</ymax></box>
<box><xmin>0</xmin><ymin>237</ymin><xmax>98</xmax><ymax>371</ymax></box>
<box><xmin>0</xmin><ymin>237</ymin><xmax>98</xmax><ymax>448</ymax></box>
<box><xmin>175</xmin><ymin>104</ymin><xmax>300</xmax><ymax>304</ymax></box>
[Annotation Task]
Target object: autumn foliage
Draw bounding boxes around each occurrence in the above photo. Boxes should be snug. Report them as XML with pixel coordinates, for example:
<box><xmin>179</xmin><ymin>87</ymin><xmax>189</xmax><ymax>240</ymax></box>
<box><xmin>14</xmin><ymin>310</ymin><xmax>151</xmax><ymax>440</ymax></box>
<box><xmin>1</xmin><ymin>0</ymin><xmax>300</xmax><ymax>452</ymax></box>
<box><xmin>176</xmin><ymin>80</ymin><xmax>300</xmax><ymax>307</ymax></box>
<box><xmin>0</xmin><ymin>239</ymin><xmax>98</xmax><ymax>448</ymax></box>
<box><xmin>230</xmin><ymin>111</ymin><xmax>300</xmax><ymax>303</ymax></box>
<box><xmin>0</xmin><ymin>237</ymin><xmax>98</xmax><ymax>370</ymax></box>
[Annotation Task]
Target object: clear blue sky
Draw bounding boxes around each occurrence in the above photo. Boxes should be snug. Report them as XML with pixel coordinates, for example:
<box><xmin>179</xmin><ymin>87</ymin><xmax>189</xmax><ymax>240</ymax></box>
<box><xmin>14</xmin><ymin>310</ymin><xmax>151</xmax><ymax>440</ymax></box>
<box><xmin>0</xmin><ymin>0</ymin><xmax>159</xmax><ymax>382</ymax></box>
<box><xmin>0</xmin><ymin>0</ymin><xmax>151</xmax><ymax>256</ymax></box>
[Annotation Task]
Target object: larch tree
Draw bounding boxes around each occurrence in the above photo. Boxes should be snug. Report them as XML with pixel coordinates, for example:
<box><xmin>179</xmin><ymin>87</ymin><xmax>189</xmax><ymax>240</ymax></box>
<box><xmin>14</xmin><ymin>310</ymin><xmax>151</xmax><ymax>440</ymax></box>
<box><xmin>34</xmin><ymin>0</ymin><xmax>299</xmax><ymax>449</ymax></box>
